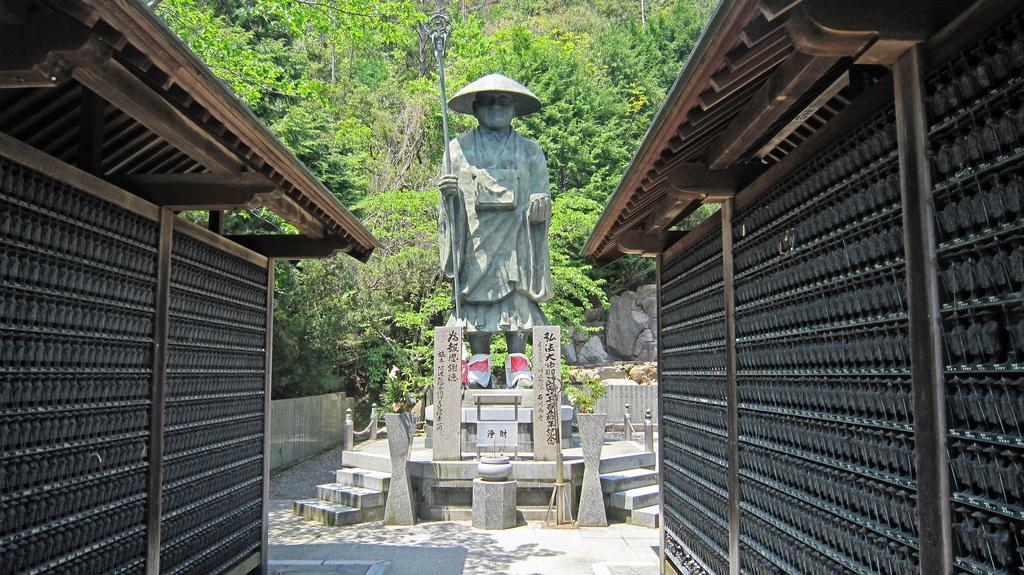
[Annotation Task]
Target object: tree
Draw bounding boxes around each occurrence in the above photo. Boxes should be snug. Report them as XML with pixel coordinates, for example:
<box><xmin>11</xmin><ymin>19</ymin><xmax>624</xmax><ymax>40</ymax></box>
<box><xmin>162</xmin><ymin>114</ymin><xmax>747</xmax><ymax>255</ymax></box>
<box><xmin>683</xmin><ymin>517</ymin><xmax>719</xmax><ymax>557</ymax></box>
<box><xmin>156</xmin><ymin>0</ymin><xmax>713</xmax><ymax>406</ymax></box>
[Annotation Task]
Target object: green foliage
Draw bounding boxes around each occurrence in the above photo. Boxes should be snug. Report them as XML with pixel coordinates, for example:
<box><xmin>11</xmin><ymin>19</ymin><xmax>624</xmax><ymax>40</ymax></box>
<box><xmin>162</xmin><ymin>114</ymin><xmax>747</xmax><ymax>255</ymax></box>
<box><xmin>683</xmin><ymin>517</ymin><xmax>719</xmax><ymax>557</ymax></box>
<box><xmin>156</xmin><ymin>0</ymin><xmax>711</xmax><ymax>408</ymax></box>
<box><xmin>564</xmin><ymin>374</ymin><xmax>607</xmax><ymax>414</ymax></box>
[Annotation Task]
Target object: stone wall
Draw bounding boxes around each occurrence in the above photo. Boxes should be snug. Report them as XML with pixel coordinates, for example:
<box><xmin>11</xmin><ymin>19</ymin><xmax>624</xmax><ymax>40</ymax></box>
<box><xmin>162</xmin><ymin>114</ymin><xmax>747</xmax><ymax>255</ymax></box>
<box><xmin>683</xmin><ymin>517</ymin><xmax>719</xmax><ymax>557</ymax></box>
<box><xmin>595</xmin><ymin>383</ymin><xmax>658</xmax><ymax>424</ymax></box>
<box><xmin>270</xmin><ymin>392</ymin><xmax>354</xmax><ymax>470</ymax></box>
<box><xmin>565</xmin><ymin>284</ymin><xmax>657</xmax><ymax>365</ymax></box>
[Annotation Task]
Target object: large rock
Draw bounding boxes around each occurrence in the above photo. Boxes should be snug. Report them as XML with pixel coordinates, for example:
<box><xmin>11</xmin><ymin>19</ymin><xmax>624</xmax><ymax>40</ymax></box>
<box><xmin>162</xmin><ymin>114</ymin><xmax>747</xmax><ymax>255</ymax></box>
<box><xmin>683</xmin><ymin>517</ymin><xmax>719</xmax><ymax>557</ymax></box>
<box><xmin>636</xmin><ymin>284</ymin><xmax>658</xmax><ymax>316</ymax></box>
<box><xmin>576</xmin><ymin>335</ymin><xmax>610</xmax><ymax>364</ymax></box>
<box><xmin>634</xmin><ymin>328</ymin><xmax>657</xmax><ymax>362</ymax></box>
<box><xmin>606</xmin><ymin>292</ymin><xmax>651</xmax><ymax>360</ymax></box>
<box><xmin>628</xmin><ymin>363</ymin><xmax>658</xmax><ymax>385</ymax></box>
<box><xmin>562</xmin><ymin>342</ymin><xmax>578</xmax><ymax>365</ymax></box>
<box><xmin>591</xmin><ymin>364</ymin><xmax>629</xmax><ymax>380</ymax></box>
<box><xmin>584</xmin><ymin>307</ymin><xmax>607</xmax><ymax>323</ymax></box>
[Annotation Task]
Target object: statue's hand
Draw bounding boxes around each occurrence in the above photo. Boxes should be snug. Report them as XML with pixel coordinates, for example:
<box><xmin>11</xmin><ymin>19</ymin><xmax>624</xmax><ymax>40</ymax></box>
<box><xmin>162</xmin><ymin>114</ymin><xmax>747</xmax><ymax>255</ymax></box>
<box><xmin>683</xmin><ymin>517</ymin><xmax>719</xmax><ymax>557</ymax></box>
<box><xmin>527</xmin><ymin>194</ymin><xmax>552</xmax><ymax>222</ymax></box>
<box><xmin>439</xmin><ymin>174</ymin><xmax>460</xmax><ymax>199</ymax></box>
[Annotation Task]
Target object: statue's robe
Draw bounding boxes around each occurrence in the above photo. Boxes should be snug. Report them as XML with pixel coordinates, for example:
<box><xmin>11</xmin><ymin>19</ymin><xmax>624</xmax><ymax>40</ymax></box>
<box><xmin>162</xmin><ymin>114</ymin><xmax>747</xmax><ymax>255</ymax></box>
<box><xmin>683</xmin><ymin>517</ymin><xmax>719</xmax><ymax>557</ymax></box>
<box><xmin>440</xmin><ymin>126</ymin><xmax>554</xmax><ymax>333</ymax></box>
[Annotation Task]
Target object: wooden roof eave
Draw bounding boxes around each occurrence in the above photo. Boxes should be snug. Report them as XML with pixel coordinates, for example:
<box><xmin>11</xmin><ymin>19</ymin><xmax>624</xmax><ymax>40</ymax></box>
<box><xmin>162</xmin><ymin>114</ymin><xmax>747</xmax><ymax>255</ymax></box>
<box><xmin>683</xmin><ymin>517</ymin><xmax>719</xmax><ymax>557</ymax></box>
<box><xmin>70</xmin><ymin>0</ymin><xmax>380</xmax><ymax>261</ymax></box>
<box><xmin>582</xmin><ymin>0</ymin><xmax>763</xmax><ymax>261</ymax></box>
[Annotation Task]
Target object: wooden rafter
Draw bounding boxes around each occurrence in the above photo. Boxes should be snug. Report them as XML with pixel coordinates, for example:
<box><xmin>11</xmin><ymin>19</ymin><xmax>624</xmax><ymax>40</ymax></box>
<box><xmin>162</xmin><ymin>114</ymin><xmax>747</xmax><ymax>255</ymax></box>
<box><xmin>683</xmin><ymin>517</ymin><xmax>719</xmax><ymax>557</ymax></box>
<box><xmin>224</xmin><ymin>235</ymin><xmax>354</xmax><ymax>260</ymax></box>
<box><xmin>707</xmin><ymin>52</ymin><xmax>840</xmax><ymax>170</ymax></box>
<box><xmin>73</xmin><ymin>57</ymin><xmax>242</xmax><ymax>176</ymax></box>
<box><xmin>753</xmin><ymin>70</ymin><xmax>849</xmax><ymax>160</ymax></box>
<box><xmin>111</xmin><ymin>172</ymin><xmax>279</xmax><ymax>210</ymax></box>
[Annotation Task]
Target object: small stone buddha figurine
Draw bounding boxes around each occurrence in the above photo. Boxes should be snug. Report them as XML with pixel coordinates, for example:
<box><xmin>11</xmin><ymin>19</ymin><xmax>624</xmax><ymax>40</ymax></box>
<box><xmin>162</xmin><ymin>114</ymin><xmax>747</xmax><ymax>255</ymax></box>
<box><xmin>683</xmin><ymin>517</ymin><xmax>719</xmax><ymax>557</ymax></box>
<box><xmin>438</xmin><ymin>73</ymin><xmax>554</xmax><ymax>389</ymax></box>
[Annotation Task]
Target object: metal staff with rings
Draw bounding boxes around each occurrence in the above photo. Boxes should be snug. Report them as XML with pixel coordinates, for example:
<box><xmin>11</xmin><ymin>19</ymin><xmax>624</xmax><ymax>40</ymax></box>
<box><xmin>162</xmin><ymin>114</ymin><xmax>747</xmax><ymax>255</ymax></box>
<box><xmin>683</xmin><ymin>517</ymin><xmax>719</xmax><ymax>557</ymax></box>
<box><xmin>426</xmin><ymin>9</ymin><xmax>462</xmax><ymax>324</ymax></box>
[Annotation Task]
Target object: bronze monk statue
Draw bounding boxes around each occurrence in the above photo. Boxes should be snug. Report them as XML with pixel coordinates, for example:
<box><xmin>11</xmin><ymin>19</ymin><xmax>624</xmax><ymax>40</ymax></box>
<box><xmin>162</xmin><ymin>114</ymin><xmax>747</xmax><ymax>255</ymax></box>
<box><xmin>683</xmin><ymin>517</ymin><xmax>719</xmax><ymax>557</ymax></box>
<box><xmin>438</xmin><ymin>74</ymin><xmax>554</xmax><ymax>389</ymax></box>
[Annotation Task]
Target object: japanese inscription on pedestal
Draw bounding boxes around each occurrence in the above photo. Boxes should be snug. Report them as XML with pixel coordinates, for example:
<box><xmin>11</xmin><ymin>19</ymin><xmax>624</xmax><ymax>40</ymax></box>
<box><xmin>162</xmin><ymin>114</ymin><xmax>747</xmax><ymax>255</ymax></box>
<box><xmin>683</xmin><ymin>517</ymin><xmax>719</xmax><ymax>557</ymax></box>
<box><xmin>433</xmin><ymin>326</ymin><xmax>463</xmax><ymax>461</ymax></box>
<box><xmin>531</xmin><ymin>325</ymin><xmax>561</xmax><ymax>461</ymax></box>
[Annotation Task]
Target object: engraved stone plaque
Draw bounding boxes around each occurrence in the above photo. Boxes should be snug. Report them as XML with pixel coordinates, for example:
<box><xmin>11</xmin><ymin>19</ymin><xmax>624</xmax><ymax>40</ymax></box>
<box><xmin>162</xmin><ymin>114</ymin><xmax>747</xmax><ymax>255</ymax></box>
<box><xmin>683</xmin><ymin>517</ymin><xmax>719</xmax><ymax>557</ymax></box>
<box><xmin>432</xmin><ymin>326</ymin><xmax>463</xmax><ymax>461</ymax></box>
<box><xmin>531</xmin><ymin>325</ymin><xmax>561</xmax><ymax>461</ymax></box>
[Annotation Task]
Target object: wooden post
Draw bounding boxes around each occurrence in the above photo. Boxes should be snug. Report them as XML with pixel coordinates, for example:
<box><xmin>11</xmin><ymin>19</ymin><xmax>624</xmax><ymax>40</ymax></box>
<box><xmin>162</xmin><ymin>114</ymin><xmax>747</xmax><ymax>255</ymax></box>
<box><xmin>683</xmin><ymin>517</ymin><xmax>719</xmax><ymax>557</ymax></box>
<box><xmin>260</xmin><ymin>259</ymin><xmax>274</xmax><ymax>574</ymax></box>
<box><xmin>893</xmin><ymin>44</ymin><xmax>953</xmax><ymax>575</ymax></box>
<box><xmin>722</xmin><ymin>199</ymin><xmax>739</xmax><ymax>575</ymax></box>
<box><xmin>145</xmin><ymin>208</ymin><xmax>173</xmax><ymax>575</ymax></box>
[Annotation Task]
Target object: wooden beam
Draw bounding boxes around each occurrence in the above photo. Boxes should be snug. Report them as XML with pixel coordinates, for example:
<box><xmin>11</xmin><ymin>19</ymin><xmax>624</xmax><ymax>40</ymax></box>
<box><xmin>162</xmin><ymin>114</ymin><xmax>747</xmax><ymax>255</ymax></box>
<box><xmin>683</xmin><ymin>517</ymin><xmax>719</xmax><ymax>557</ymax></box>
<box><xmin>78</xmin><ymin>87</ymin><xmax>105</xmax><ymax>174</ymax></box>
<box><xmin>224</xmin><ymin>235</ymin><xmax>352</xmax><ymax>259</ymax></box>
<box><xmin>735</xmin><ymin>77</ymin><xmax>893</xmax><ymax>213</ymax></box>
<box><xmin>758</xmin><ymin>0</ymin><xmax>803</xmax><ymax>21</ymax></box>
<box><xmin>66</xmin><ymin>0</ymin><xmax>378</xmax><ymax>256</ymax></box>
<box><xmin>264</xmin><ymin>192</ymin><xmax>326</xmax><ymax>239</ymax></box>
<box><xmin>0</xmin><ymin>15</ymin><xmax>95</xmax><ymax>87</ymax></box>
<box><xmin>643</xmin><ymin>197</ymin><xmax>702</xmax><ymax>236</ymax></box>
<box><xmin>73</xmin><ymin>57</ymin><xmax>242</xmax><ymax>175</ymax></box>
<box><xmin>667</xmin><ymin>187</ymin><xmax>735</xmax><ymax>202</ymax></box>
<box><xmin>786</xmin><ymin>0</ymin><xmax>935</xmax><ymax>65</ymax></box>
<box><xmin>712</xmin><ymin>28</ymin><xmax>790</xmax><ymax>91</ymax></box>
<box><xmin>0</xmin><ymin>130</ymin><xmax>160</xmax><ymax>220</ymax></box>
<box><xmin>616</xmin><ymin>229</ymin><xmax>684</xmax><ymax>257</ymax></box>
<box><xmin>112</xmin><ymin>173</ymin><xmax>279</xmax><ymax>210</ymax></box>
<box><xmin>644</xmin><ymin>162</ymin><xmax>745</xmax><ymax>234</ymax></box>
<box><xmin>754</xmin><ymin>71</ymin><xmax>850</xmax><ymax>160</ymax></box>
<box><xmin>707</xmin><ymin>52</ymin><xmax>840</xmax><ymax>170</ymax></box>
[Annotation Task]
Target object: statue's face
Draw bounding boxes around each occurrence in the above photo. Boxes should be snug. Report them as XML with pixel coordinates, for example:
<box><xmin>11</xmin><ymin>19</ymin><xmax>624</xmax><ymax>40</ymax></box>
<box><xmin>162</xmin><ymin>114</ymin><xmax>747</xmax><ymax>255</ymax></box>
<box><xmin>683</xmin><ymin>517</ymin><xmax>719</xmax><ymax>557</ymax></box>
<box><xmin>473</xmin><ymin>93</ymin><xmax>515</xmax><ymax>130</ymax></box>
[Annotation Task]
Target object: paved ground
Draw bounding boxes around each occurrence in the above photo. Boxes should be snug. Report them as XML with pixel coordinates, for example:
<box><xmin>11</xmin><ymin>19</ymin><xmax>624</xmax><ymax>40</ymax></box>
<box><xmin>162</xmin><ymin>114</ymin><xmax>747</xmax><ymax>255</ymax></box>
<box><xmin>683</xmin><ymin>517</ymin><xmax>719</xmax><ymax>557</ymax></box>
<box><xmin>268</xmin><ymin>443</ymin><xmax>661</xmax><ymax>575</ymax></box>
<box><xmin>268</xmin><ymin>500</ymin><xmax>660</xmax><ymax>575</ymax></box>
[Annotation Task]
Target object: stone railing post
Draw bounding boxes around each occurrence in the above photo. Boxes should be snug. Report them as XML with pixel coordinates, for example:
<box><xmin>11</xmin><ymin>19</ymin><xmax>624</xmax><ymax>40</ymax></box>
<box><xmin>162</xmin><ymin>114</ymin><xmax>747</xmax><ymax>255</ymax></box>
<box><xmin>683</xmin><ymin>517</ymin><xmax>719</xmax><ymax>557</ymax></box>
<box><xmin>644</xmin><ymin>408</ymin><xmax>654</xmax><ymax>452</ymax></box>
<box><xmin>344</xmin><ymin>407</ymin><xmax>354</xmax><ymax>451</ymax></box>
<box><xmin>623</xmin><ymin>403</ymin><xmax>632</xmax><ymax>441</ymax></box>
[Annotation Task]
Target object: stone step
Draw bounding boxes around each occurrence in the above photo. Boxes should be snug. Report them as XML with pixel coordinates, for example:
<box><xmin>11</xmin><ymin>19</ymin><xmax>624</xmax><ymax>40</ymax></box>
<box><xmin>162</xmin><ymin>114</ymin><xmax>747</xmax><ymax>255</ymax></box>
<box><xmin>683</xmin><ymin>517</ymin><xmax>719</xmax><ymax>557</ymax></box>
<box><xmin>341</xmin><ymin>450</ymin><xmax>392</xmax><ymax>473</ymax></box>
<box><xmin>293</xmin><ymin>500</ymin><xmax>384</xmax><ymax>526</ymax></box>
<box><xmin>336</xmin><ymin>468</ymin><xmax>391</xmax><ymax>491</ymax></box>
<box><xmin>427</xmin><ymin>505</ymin><xmax>548</xmax><ymax>522</ymax></box>
<box><xmin>630</xmin><ymin>505</ymin><xmax>660</xmax><ymax>528</ymax></box>
<box><xmin>608</xmin><ymin>484</ymin><xmax>660</xmax><ymax>510</ymax></box>
<box><xmin>316</xmin><ymin>483</ymin><xmax>386</xmax><ymax>509</ymax></box>
<box><xmin>599</xmin><ymin>468</ymin><xmax>659</xmax><ymax>493</ymax></box>
<box><xmin>598</xmin><ymin>451</ymin><xmax>656</xmax><ymax>474</ymax></box>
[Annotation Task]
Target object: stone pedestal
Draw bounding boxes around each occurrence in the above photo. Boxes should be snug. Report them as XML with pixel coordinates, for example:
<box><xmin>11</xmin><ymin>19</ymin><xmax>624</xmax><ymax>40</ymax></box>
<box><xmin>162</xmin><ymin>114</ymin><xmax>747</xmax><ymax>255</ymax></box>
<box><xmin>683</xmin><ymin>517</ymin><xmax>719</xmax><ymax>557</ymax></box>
<box><xmin>384</xmin><ymin>413</ymin><xmax>416</xmax><ymax>525</ymax></box>
<box><xmin>576</xmin><ymin>412</ymin><xmax>608</xmax><ymax>527</ymax></box>
<box><xmin>471</xmin><ymin>478</ymin><xmax>517</xmax><ymax>530</ymax></box>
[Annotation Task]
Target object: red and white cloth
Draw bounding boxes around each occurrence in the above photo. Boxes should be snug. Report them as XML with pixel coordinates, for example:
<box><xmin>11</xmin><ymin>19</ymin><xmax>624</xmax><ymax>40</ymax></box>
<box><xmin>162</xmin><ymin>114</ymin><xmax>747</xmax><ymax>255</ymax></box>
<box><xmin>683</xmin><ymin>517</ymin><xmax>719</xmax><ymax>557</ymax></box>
<box><xmin>465</xmin><ymin>354</ymin><xmax>492</xmax><ymax>388</ymax></box>
<box><xmin>505</xmin><ymin>353</ymin><xmax>533</xmax><ymax>389</ymax></box>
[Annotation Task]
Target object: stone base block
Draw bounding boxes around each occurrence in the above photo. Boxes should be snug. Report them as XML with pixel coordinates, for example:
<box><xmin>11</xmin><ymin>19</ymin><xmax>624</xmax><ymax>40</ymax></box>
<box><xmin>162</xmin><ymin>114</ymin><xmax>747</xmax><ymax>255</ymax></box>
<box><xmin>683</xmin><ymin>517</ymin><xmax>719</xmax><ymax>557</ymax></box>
<box><xmin>471</xmin><ymin>478</ymin><xmax>517</xmax><ymax>530</ymax></box>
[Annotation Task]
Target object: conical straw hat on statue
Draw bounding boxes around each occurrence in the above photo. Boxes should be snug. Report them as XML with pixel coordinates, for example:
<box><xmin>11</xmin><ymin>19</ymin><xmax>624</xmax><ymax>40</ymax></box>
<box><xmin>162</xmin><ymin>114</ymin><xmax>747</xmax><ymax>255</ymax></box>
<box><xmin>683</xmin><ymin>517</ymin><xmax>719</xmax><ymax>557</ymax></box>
<box><xmin>448</xmin><ymin>73</ymin><xmax>542</xmax><ymax>117</ymax></box>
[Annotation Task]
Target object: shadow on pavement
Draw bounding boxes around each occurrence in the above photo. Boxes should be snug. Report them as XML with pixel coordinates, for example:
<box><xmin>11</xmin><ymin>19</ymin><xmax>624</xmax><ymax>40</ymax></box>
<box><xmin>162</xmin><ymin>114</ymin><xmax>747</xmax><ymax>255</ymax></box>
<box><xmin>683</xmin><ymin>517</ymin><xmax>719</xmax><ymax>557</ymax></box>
<box><xmin>270</xmin><ymin>502</ymin><xmax>560</xmax><ymax>575</ymax></box>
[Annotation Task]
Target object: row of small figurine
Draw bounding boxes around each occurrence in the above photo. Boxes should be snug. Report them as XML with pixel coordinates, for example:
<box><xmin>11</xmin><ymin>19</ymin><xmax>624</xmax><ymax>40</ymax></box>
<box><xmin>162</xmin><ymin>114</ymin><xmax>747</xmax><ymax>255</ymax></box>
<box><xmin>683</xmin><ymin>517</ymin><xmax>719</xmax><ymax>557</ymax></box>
<box><xmin>0</xmin><ymin>249</ymin><xmax>155</xmax><ymax>307</ymax></box>
<box><xmin>737</xmin><ymin>327</ymin><xmax>911</xmax><ymax>370</ymax></box>
<box><xmin>735</xmin><ymin>225</ymin><xmax>904</xmax><ymax>305</ymax></box>
<box><xmin>734</xmin><ymin>114</ymin><xmax>897</xmax><ymax>242</ymax></box>
<box><xmin>739</xmin><ymin>411</ymin><xmax>915</xmax><ymax>481</ymax></box>
<box><xmin>736</xmin><ymin>276</ymin><xmax>906</xmax><ymax>337</ymax></box>
<box><xmin>737</xmin><ymin>376</ymin><xmax>912</xmax><ymax>423</ymax></box>
<box><xmin>1</xmin><ymin>159</ymin><xmax>158</xmax><ymax>246</ymax></box>
<box><xmin>0</xmin><ymin>204</ymin><xmax>157</xmax><ymax>277</ymax></box>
